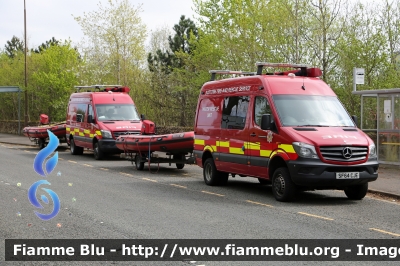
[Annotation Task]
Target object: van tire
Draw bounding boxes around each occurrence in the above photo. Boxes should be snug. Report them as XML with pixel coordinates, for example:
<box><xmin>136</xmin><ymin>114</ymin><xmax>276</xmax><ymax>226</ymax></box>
<box><xmin>70</xmin><ymin>138</ymin><xmax>83</xmax><ymax>155</ymax></box>
<box><xmin>174</xmin><ymin>154</ymin><xmax>185</xmax><ymax>169</ymax></box>
<box><xmin>272</xmin><ymin>167</ymin><xmax>296</xmax><ymax>202</ymax></box>
<box><xmin>135</xmin><ymin>154</ymin><xmax>145</xmax><ymax>170</ymax></box>
<box><xmin>93</xmin><ymin>142</ymin><xmax>104</xmax><ymax>160</ymax></box>
<box><xmin>344</xmin><ymin>183</ymin><xmax>368</xmax><ymax>200</ymax></box>
<box><xmin>203</xmin><ymin>158</ymin><xmax>229</xmax><ymax>186</ymax></box>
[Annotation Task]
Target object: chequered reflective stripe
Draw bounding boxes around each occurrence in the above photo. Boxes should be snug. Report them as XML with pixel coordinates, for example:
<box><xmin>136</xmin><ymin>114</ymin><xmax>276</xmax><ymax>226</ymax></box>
<box><xmin>194</xmin><ymin>138</ymin><xmax>296</xmax><ymax>158</ymax></box>
<box><xmin>66</xmin><ymin>127</ymin><xmax>100</xmax><ymax>139</ymax></box>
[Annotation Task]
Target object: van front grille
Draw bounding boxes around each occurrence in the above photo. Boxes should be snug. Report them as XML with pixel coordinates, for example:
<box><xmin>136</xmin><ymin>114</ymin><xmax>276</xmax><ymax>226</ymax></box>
<box><xmin>113</xmin><ymin>131</ymin><xmax>141</xmax><ymax>138</ymax></box>
<box><xmin>319</xmin><ymin>146</ymin><xmax>368</xmax><ymax>162</ymax></box>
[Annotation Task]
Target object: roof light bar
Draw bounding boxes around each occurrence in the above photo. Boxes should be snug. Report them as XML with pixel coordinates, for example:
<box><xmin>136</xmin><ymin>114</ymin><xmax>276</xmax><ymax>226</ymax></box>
<box><xmin>256</xmin><ymin>62</ymin><xmax>309</xmax><ymax>75</ymax></box>
<box><xmin>209</xmin><ymin>70</ymin><xmax>256</xmax><ymax>81</ymax></box>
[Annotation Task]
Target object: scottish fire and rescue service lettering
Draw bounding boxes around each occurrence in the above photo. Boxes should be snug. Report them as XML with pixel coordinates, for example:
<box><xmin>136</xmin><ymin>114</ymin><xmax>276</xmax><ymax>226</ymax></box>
<box><xmin>206</xmin><ymin>86</ymin><xmax>251</xmax><ymax>95</ymax></box>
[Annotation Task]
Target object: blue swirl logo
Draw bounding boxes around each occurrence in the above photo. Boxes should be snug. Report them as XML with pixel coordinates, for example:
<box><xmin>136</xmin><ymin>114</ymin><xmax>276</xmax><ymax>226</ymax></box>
<box><xmin>28</xmin><ymin>130</ymin><xmax>60</xmax><ymax>221</ymax></box>
<box><xmin>28</xmin><ymin>180</ymin><xmax>60</xmax><ymax>220</ymax></box>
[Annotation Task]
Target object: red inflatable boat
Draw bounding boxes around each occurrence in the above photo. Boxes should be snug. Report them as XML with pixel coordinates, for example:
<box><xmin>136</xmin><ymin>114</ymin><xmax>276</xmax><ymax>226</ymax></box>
<box><xmin>116</xmin><ymin>131</ymin><xmax>195</xmax><ymax>154</ymax></box>
<box><xmin>23</xmin><ymin>123</ymin><xmax>67</xmax><ymax>139</ymax></box>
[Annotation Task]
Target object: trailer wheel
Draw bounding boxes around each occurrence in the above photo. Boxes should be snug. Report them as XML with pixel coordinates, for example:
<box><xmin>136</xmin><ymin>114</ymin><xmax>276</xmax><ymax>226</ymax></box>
<box><xmin>174</xmin><ymin>154</ymin><xmax>185</xmax><ymax>169</ymax></box>
<box><xmin>344</xmin><ymin>183</ymin><xmax>368</xmax><ymax>200</ymax></box>
<box><xmin>272</xmin><ymin>167</ymin><xmax>296</xmax><ymax>202</ymax></box>
<box><xmin>203</xmin><ymin>158</ymin><xmax>229</xmax><ymax>186</ymax></box>
<box><xmin>135</xmin><ymin>154</ymin><xmax>145</xmax><ymax>170</ymax></box>
<box><xmin>70</xmin><ymin>138</ymin><xmax>83</xmax><ymax>155</ymax></box>
<box><xmin>38</xmin><ymin>138</ymin><xmax>46</xmax><ymax>150</ymax></box>
<box><xmin>93</xmin><ymin>142</ymin><xmax>104</xmax><ymax>160</ymax></box>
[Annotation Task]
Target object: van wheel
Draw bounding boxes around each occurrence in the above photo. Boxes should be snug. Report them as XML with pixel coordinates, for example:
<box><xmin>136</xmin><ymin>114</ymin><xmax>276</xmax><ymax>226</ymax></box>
<box><xmin>203</xmin><ymin>158</ymin><xmax>229</xmax><ymax>186</ymax></box>
<box><xmin>135</xmin><ymin>154</ymin><xmax>145</xmax><ymax>170</ymax></box>
<box><xmin>258</xmin><ymin>178</ymin><xmax>271</xmax><ymax>185</ymax></box>
<box><xmin>344</xmin><ymin>183</ymin><xmax>368</xmax><ymax>200</ymax></box>
<box><xmin>174</xmin><ymin>154</ymin><xmax>185</xmax><ymax>169</ymax></box>
<box><xmin>93</xmin><ymin>142</ymin><xmax>104</xmax><ymax>160</ymax></box>
<box><xmin>38</xmin><ymin>138</ymin><xmax>46</xmax><ymax>150</ymax></box>
<box><xmin>70</xmin><ymin>138</ymin><xmax>83</xmax><ymax>155</ymax></box>
<box><xmin>272</xmin><ymin>167</ymin><xmax>296</xmax><ymax>202</ymax></box>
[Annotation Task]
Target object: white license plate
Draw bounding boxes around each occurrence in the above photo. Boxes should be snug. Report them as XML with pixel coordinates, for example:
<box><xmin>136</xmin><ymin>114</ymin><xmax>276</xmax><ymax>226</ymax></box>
<box><xmin>336</xmin><ymin>172</ymin><xmax>359</xmax><ymax>179</ymax></box>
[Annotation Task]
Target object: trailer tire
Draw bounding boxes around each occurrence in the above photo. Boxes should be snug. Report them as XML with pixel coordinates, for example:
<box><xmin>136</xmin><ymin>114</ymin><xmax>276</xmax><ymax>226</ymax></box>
<box><xmin>344</xmin><ymin>183</ymin><xmax>368</xmax><ymax>200</ymax></box>
<box><xmin>70</xmin><ymin>138</ymin><xmax>83</xmax><ymax>155</ymax></box>
<box><xmin>203</xmin><ymin>158</ymin><xmax>229</xmax><ymax>186</ymax></box>
<box><xmin>272</xmin><ymin>167</ymin><xmax>296</xmax><ymax>202</ymax></box>
<box><xmin>38</xmin><ymin>138</ymin><xmax>46</xmax><ymax>150</ymax></box>
<box><xmin>174</xmin><ymin>154</ymin><xmax>185</xmax><ymax>169</ymax></box>
<box><xmin>93</xmin><ymin>142</ymin><xmax>104</xmax><ymax>160</ymax></box>
<box><xmin>135</xmin><ymin>154</ymin><xmax>145</xmax><ymax>170</ymax></box>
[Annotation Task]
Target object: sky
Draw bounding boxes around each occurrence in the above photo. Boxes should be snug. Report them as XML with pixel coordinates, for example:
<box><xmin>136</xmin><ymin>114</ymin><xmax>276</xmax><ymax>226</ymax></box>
<box><xmin>0</xmin><ymin>0</ymin><xmax>196</xmax><ymax>49</ymax></box>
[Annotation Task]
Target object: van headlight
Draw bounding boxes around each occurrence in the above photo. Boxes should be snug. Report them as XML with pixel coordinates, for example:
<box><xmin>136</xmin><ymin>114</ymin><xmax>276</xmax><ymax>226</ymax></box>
<box><xmin>369</xmin><ymin>144</ymin><xmax>377</xmax><ymax>159</ymax></box>
<box><xmin>292</xmin><ymin>142</ymin><xmax>318</xmax><ymax>159</ymax></box>
<box><xmin>100</xmin><ymin>130</ymin><xmax>112</xmax><ymax>139</ymax></box>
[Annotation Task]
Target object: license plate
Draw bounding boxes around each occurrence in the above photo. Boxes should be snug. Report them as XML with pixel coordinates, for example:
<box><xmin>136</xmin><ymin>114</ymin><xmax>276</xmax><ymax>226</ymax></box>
<box><xmin>336</xmin><ymin>172</ymin><xmax>359</xmax><ymax>179</ymax></box>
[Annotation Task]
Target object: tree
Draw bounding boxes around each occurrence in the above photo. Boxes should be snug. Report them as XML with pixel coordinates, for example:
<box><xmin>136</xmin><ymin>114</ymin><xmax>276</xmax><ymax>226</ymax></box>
<box><xmin>146</xmin><ymin>16</ymin><xmax>200</xmax><ymax>126</ymax></box>
<box><xmin>4</xmin><ymin>36</ymin><xmax>24</xmax><ymax>58</ymax></box>
<box><xmin>74</xmin><ymin>0</ymin><xmax>147</xmax><ymax>86</ymax></box>
<box><xmin>33</xmin><ymin>37</ymin><xmax>60</xmax><ymax>54</ymax></box>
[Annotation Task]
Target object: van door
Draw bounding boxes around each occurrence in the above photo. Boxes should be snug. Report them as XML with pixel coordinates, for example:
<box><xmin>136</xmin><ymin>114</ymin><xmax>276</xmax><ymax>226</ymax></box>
<box><xmin>248</xmin><ymin>95</ymin><xmax>274</xmax><ymax>179</ymax></box>
<box><xmin>218</xmin><ymin>95</ymin><xmax>251</xmax><ymax>176</ymax></box>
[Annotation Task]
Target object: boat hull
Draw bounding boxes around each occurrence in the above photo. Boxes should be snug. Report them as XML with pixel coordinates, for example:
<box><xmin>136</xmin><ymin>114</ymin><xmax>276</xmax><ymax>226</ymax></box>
<box><xmin>23</xmin><ymin>124</ymin><xmax>66</xmax><ymax>139</ymax></box>
<box><xmin>116</xmin><ymin>131</ymin><xmax>194</xmax><ymax>154</ymax></box>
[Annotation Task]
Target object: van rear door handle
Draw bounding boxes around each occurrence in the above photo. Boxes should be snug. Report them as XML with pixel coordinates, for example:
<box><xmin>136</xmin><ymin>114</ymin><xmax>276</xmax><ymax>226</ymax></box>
<box><xmin>250</xmin><ymin>133</ymin><xmax>256</xmax><ymax>137</ymax></box>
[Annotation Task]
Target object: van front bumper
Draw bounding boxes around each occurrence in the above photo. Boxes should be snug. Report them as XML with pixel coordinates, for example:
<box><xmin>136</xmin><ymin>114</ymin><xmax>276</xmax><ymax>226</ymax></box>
<box><xmin>287</xmin><ymin>159</ymin><xmax>379</xmax><ymax>189</ymax></box>
<box><xmin>98</xmin><ymin>139</ymin><xmax>121</xmax><ymax>154</ymax></box>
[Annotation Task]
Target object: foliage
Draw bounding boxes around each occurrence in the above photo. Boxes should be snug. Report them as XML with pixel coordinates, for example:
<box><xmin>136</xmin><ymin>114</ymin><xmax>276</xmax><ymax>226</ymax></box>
<box><xmin>4</xmin><ymin>36</ymin><xmax>24</xmax><ymax>58</ymax></box>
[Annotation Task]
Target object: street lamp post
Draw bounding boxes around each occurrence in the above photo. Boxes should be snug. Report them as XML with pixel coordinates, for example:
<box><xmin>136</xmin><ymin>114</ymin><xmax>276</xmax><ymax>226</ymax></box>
<box><xmin>24</xmin><ymin>0</ymin><xmax>28</xmax><ymax>126</ymax></box>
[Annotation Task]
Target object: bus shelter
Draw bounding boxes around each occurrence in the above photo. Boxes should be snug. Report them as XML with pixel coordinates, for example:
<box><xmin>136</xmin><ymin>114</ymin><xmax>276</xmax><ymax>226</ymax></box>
<box><xmin>353</xmin><ymin>88</ymin><xmax>400</xmax><ymax>165</ymax></box>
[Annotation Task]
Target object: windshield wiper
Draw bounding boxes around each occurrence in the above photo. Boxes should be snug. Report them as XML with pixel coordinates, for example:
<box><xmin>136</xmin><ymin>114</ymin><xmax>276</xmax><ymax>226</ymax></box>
<box><xmin>295</xmin><ymin>125</ymin><xmax>330</xmax><ymax>127</ymax></box>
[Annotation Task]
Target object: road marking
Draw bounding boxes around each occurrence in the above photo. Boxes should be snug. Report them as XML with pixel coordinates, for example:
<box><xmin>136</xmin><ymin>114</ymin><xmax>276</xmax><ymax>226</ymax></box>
<box><xmin>82</xmin><ymin>164</ymin><xmax>93</xmax><ymax>167</ymax></box>
<box><xmin>120</xmin><ymin>172</ymin><xmax>133</xmax><ymax>177</ymax></box>
<box><xmin>298</xmin><ymin>212</ymin><xmax>334</xmax><ymax>221</ymax></box>
<box><xmin>246</xmin><ymin>200</ymin><xmax>274</xmax><ymax>208</ymax></box>
<box><xmin>142</xmin><ymin>178</ymin><xmax>158</xmax><ymax>182</ymax></box>
<box><xmin>68</xmin><ymin>160</ymin><xmax>77</xmax><ymax>163</ymax></box>
<box><xmin>201</xmin><ymin>191</ymin><xmax>224</xmax><ymax>197</ymax></box>
<box><xmin>170</xmin><ymin>184</ymin><xmax>187</xmax><ymax>189</ymax></box>
<box><xmin>100</xmin><ymin>168</ymin><xmax>109</xmax><ymax>171</ymax></box>
<box><xmin>59</xmin><ymin>158</ymin><xmax>64</xmax><ymax>160</ymax></box>
<box><xmin>370</xmin><ymin>228</ymin><xmax>400</xmax><ymax>237</ymax></box>
<box><xmin>24</xmin><ymin>150</ymin><xmax>30</xmax><ymax>152</ymax></box>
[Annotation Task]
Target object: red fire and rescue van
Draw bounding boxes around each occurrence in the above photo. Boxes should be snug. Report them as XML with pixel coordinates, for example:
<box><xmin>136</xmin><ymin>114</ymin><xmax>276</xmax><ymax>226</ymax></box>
<box><xmin>193</xmin><ymin>63</ymin><xmax>379</xmax><ymax>202</ymax></box>
<box><xmin>66</xmin><ymin>85</ymin><xmax>155</xmax><ymax>160</ymax></box>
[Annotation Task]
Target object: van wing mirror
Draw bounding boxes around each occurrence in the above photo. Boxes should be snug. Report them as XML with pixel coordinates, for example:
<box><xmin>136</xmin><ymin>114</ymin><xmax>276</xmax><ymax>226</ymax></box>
<box><xmin>261</xmin><ymin>114</ymin><xmax>272</xmax><ymax>130</ymax></box>
<box><xmin>88</xmin><ymin>114</ymin><xmax>94</xmax><ymax>123</ymax></box>
<box><xmin>141</xmin><ymin>114</ymin><xmax>146</xmax><ymax>121</ymax></box>
<box><xmin>351</xmin><ymin>115</ymin><xmax>358</xmax><ymax>127</ymax></box>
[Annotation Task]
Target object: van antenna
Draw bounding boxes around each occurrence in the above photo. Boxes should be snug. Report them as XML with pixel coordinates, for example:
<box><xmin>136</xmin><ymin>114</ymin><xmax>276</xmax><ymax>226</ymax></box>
<box><xmin>302</xmin><ymin>77</ymin><xmax>306</xmax><ymax>90</ymax></box>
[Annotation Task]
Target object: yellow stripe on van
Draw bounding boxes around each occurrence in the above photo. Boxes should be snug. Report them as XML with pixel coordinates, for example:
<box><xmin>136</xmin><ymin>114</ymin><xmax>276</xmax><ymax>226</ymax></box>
<box><xmin>229</xmin><ymin>147</ymin><xmax>244</xmax><ymax>154</ymax></box>
<box><xmin>260</xmin><ymin>150</ymin><xmax>272</xmax><ymax>157</ymax></box>
<box><xmin>217</xmin><ymin>141</ymin><xmax>230</xmax><ymax>147</ymax></box>
<box><xmin>95</xmin><ymin>130</ymin><xmax>101</xmax><ymax>136</ymax></box>
<box><xmin>246</xmin><ymin>142</ymin><xmax>261</xmax><ymax>150</ymax></box>
<box><xmin>278</xmin><ymin>144</ymin><xmax>295</xmax><ymax>153</ymax></box>
<box><xmin>194</xmin><ymin>139</ymin><xmax>205</xmax><ymax>145</ymax></box>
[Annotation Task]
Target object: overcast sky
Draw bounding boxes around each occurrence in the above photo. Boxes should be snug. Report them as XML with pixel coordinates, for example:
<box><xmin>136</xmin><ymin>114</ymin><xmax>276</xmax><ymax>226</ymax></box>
<box><xmin>0</xmin><ymin>0</ymin><xmax>196</xmax><ymax>49</ymax></box>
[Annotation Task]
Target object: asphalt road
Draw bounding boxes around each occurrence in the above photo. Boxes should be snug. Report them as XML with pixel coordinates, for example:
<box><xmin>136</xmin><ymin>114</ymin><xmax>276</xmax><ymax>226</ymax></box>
<box><xmin>1</xmin><ymin>143</ymin><xmax>399</xmax><ymax>266</ymax></box>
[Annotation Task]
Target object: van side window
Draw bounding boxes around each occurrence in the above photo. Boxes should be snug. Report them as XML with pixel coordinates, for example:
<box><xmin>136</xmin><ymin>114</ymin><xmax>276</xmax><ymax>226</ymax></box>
<box><xmin>76</xmin><ymin>104</ymin><xmax>87</xmax><ymax>122</ymax></box>
<box><xmin>254</xmin><ymin>96</ymin><xmax>271</xmax><ymax>126</ymax></box>
<box><xmin>221</xmin><ymin>96</ymin><xmax>250</xmax><ymax>130</ymax></box>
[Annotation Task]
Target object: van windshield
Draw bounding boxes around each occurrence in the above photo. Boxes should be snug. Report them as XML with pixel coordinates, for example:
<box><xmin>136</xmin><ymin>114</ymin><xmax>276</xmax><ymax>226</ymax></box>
<box><xmin>95</xmin><ymin>104</ymin><xmax>140</xmax><ymax>121</ymax></box>
<box><xmin>273</xmin><ymin>95</ymin><xmax>355</xmax><ymax>127</ymax></box>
